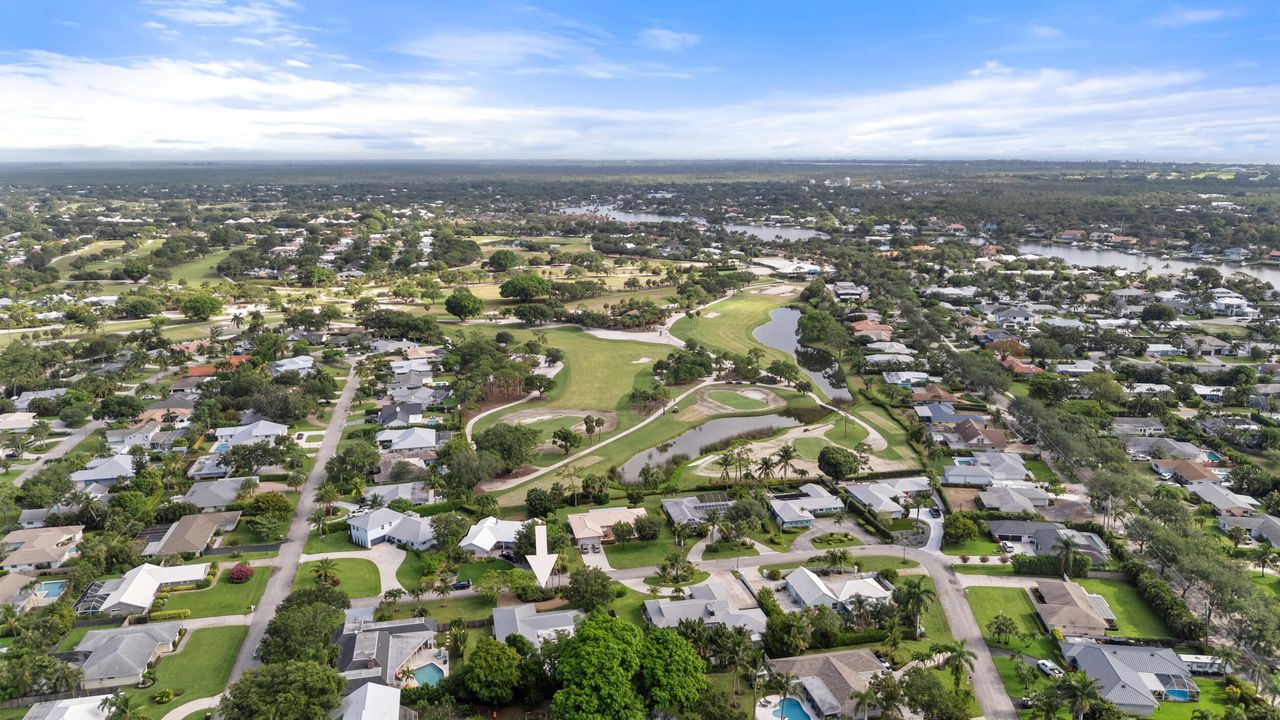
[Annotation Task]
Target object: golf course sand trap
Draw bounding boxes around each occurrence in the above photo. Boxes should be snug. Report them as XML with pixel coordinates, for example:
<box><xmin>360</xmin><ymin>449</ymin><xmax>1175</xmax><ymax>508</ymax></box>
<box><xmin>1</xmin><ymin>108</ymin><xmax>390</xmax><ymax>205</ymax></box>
<box><xmin>758</xmin><ymin>284</ymin><xmax>800</xmax><ymax>296</ymax></box>
<box><xmin>500</xmin><ymin>408</ymin><xmax>620</xmax><ymax>435</ymax></box>
<box><xmin>704</xmin><ymin>311</ymin><xmax>721</xmax><ymax>319</ymax></box>
<box><xmin>691</xmin><ymin>421</ymin><xmax>912</xmax><ymax>477</ymax></box>
<box><xmin>688</xmin><ymin>385</ymin><xmax>785</xmax><ymax>418</ymax></box>
<box><xmin>631</xmin><ymin>357</ymin><xmax>653</xmax><ymax>364</ymax></box>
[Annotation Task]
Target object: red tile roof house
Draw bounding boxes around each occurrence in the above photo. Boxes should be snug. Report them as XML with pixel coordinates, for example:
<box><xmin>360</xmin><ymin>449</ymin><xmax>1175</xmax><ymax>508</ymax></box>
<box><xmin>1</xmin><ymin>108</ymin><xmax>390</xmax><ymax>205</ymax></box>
<box><xmin>1001</xmin><ymin>356</ymin><xmax>1043</xmax><ymax>375</ymax></box>
<box><xmin>187</xmin><ymin>355</ymin><xmax>252</xmax><ymax>377</ymax></box>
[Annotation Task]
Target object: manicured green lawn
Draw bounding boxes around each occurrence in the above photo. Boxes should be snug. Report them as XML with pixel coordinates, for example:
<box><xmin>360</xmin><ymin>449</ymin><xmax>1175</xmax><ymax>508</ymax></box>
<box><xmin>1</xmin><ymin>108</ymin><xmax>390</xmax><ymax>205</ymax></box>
<box><xmin>810</xmin><ymin>532</ymin><xmax>865</xmax><ymax>548</ymax></box>
<box><xmin>604</xmin><ymin>538</ymin><xmax>673</xmax><ymax>569</ymax></box>
<box><xmin>457</xmin><ymin>558</ymin><xmax>514</xmax><ymax>583</ymax></box>
<box><xmin>303</xmin><ymin>529</ymin><xmax>367</xmax><ymax>554</ymax></box>
<box><xmin>125</xmin><ymin>626</ymin><xmax>248</xmax><ymax>719</ymax></box>
<box><xmin>706</xmin><ymin>389</ymin><xmax>770</xmax><ymax>411</ymax></box>
<box><xmin>670</xmin><ymin>289</ymin><xmax>797</xmax><ymax>369</ymax></box>
<box><xmin>645</xmin><ymin>570</ymin><xmax>711</xmax><ymax>587</ymax></box>
<box><xmin>942</xmin><ymin>538</ymin><xmax>1003</xmax><ymax>557</ymax></box>
<box><xmin>164</xmin><ymin>567</ymin><xmax>271</xmax><ymax>618</ymax></box>
<box><xmin>293</xmin><ymin>558</ymin><xmax>381</xmax><ymax>598</ymax></box>
<box><xmin>1077</xmin><ymin>578</ymin><xmax>1171</xmax><ymax>639</ymax></box>
<box><xmin>57</xmin><ymin>623</ymin><xmax>108</xmax><ymax>652</ymax></box>
<box><xmin>965</xmin><ymin>586</ymin><xmax>1056</xmax><ymax>659</ymax></box>
<box><xmin>1024</xmin><ymin>459</ymin><xmax>1058</xmax><ymax>484</ymax></box>
<box><xmin>895</xmin><ymin>577</ymin><xmax>954</xmax><ymax>657</ymax></box>
<box><xmin>169</xmin><ymin>250</ymin><xmax>232</xmax><ymax>283</ymax></box>
<box><xmin>701</xmin><ymin>542</ymin><xmax>760</xmax><ymax>560</ymax></box>
<box><xmin>1151</xmin><ymin>679</ymin><xmax>1231</xmax><ymax>720</ymax></box>
<box><xmin>407</xmin><ymin>594</ymin><xmax>493</xmax><ymax>624</ymax></box>
<box><xmin>397</xmin><ymin>549</ymin><xmax>433</xmax><ymax>592</ymax></box>
<box><xmin>610</xmin><ymin>585</ymin><xmax>649</xmax><ymax>626</ymax></box>
<box><xmin>1250</xmin><ymin>572</ymin><xmax>1280</xmax><ymax>597</ymax></box>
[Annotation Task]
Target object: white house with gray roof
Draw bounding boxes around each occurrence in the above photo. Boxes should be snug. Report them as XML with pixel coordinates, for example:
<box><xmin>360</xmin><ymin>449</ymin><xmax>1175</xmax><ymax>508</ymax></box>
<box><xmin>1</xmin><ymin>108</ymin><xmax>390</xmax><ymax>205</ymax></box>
<box><xmin>72</xmin><ymin>622</ymin><xmax>182</xmax><ymax>689</ymax></box>
<box><xmin>642</xmin><ymin>581</ymin><xmax>768</xmax><ymax>640</ymax></box>
<box><xmin>1061</xmin><ymin>641</ymin><xmax>1198</xmax><ymax>715</ymax></box>
<box><xmin>493</xmin><ymin>603</ymin><xmax>581</xmax><ymax>648</ymax></box>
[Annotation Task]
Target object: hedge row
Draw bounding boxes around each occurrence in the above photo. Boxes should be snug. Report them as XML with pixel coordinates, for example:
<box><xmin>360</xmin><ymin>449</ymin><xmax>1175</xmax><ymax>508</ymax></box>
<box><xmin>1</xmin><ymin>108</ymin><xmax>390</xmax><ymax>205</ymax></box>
<box><xmin>148</xmin><ymin>609</ymin><xmax>192</xmax><ymax>622</ymax></box>
<box><xmin>410</xmin><ymin>499</ymin><xmax>467</xmax><ymax>517</ymax></box>
<box><xmin>1010</xmin><ymin>553</ymin><xmax>1091</xmax><ymax>578</ymax></box>
<box><xmin>1122</xmin><ymin>560</ymin><xmax>1206</xmax><ymax>641</ymax></box>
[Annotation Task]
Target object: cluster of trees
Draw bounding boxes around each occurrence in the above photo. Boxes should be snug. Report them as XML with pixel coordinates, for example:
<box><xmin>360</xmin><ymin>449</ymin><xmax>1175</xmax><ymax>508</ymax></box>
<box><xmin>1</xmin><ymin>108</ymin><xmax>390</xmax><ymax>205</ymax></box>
<box><xmin>654</xmin><ymin>343</ymin><xmax>715</xmax><ymax>384</ymax></box>
<box><xmin>221</xmin><ymin>586</ymin><xmax>349</xmax><ymax>718</ymax></box>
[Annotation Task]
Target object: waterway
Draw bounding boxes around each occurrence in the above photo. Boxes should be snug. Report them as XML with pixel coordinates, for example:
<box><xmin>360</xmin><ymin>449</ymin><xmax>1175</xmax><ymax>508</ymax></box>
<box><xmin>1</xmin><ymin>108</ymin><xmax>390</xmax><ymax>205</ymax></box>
<box><xmin>561</xmin><ymin>205</ymin><xmax>827</xmax><ymax>243</ymax></box>
<box><xmin>619</xmin><ymin>412</ymin><xmax>801</xmax><ymax>481</ymax></box>
<box><xmin>1017</xmin><ymin>241</ymin><xmax>1280</xmax><ymax>287</ymax></box>
<box><xmin>752</xmin><ymin>307</ymin><xmax>852</xmax><ymax>402</ymax></box>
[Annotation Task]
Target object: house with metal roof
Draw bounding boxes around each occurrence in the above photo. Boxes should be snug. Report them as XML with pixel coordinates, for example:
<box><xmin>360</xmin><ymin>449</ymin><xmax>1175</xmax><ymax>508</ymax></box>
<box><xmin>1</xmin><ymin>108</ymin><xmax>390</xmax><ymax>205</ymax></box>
<box><xmin>68</xmin><ymin>455</ymin><xmax>135</xmax><ymax>488</ymax></box>
<box><xmin>1186</xmin><ymin>481</ymin><xmax>1258</xmax><ymax>517</ymax></box>
<box><xmin>75</xmin><ymin>563</ymin><xmax>209</xmax><ymax>616</ymax></box>
<box><xmin>782</xmin><ymin>567</ymin><xmax>893</xmax><ymax>610</ymax></box>
<box><xmin>457</xmin><ymin>516</ymin><xmax>523</xmax><ymax>555</ymax></box>
<box><xmin>20</xmin><ymin>696</ymin><xmax>109</xmax><ymax>720</ymax></box>
<box><xmin>347</xmin><ymin>509</ymin><xmax>436</xmax><ymax>551</ymax></box>
<box><xmin>661</xmin><ymin>493</ymin><xmax>736</xmax><ymax>526</ymax></box>
<box><xmin>1061</xmin><ymin>641</ymin><xmax>1199</xmax><ymax>716</ymax></box>
<box><xmin>977</xmin><ymin>485</ymin><xmax>1052</xmax><ymax>514</ymax></box>
<box><xmin>336</xmin><ymin>616</ymin><xmax>436</xmax><ymax>691</ymax></box>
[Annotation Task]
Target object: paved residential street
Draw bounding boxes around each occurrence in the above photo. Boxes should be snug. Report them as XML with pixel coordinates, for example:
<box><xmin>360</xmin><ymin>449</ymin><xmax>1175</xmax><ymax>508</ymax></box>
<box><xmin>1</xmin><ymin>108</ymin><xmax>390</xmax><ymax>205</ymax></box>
<box><xmin>226</xmin><ymin>363</ymin><xmax>361</xmax><ymax>684</ymax></box>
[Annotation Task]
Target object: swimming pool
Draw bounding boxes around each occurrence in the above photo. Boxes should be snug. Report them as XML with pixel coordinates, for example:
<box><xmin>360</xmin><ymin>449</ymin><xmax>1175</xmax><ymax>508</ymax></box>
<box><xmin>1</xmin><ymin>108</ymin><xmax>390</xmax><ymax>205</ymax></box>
<box><xmin>39</xmin><ymin>580</ymin><xmax>68</xmax><ymax>599</ymax></box>
<box><xmin>1205</xmin><ymin>451</ymin><xmax>1224</xmax><ymax>463</ymax></box>
<box><xmin>772</xmin><ymin>698</ymin><xmax>813</xmax><ymax>720</ymax></box>
<box><xmin>1164</xmin><ymin>689</ymin><xmax>1193</xmax><ymax>702</ymax></box>
<box><xmin>211</xmin><ymin>442</ymin><xmax>232</xmax><ymax>453</ymax></box>
<box><xmin>411</xmin><ymin>663</ymin><xmax>444</xmax><ymax>687</ymax></box>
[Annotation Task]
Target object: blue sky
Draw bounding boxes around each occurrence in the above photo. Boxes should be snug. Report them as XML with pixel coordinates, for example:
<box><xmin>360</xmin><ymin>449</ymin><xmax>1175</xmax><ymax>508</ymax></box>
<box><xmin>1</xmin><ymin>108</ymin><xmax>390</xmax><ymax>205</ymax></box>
<box><xmin>1</xmin><ymin>0</ymin><xmax>1277</xmax><ymax>161</ymax></box>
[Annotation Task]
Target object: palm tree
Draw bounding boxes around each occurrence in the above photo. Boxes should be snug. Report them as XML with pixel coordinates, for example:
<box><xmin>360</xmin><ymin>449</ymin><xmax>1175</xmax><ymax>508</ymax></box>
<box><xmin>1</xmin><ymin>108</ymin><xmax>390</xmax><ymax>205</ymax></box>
<box><xmin>315</xmin><ymin>483</ymin><xmax>340</xmax><ymax>516</ymax></box>
<box><xmin>749</xmin><ymin>651</ymin><xmax>769</xmax><ymax>709</ymax></box>
<box><xmin>776</xmin><ymin>444</ymin><xmax>798</xmax><ymax>481</ymax></box>
<box><xmin>384</xmin><ymin>588</ymin><xmax>405</xmax><ymax>603</ymax></box>
<box><xmin>755</xmin><ymin>455</ymin><xmax>776</xmax><ymax>481</ymax></box>
<box><xmin>704</xmin><ymin>509</ymin><xmax>722</xmax><ymax>544</ymax></box>
<box><xmin>1052</xmin><ymin>538</ymin><xmax>1078</xmax><ymax>576</ymax></box>
<box><xmin>434</xmin><ymin>579</ymin><xmax>453</xmax><ymax>607</ymax></box>
<box><xmin>312</xmin><ymin>558</ymin><xmax>338</xmax><ymax>586</ymax></box>
<box><xmin>673</xmin><ymin>522</ymin><xmax>691</xmax><ymax>547</ymax></box>
<box><xmin>850</xmin><ymin>687</ymin><xmax>878</xmax><ymax>720</ymax></box>
<box><xmin>1254</xmin><ymin>544</ymin><xmax>1276</xmax><ymax>578</ymax></box>
<box><xmin>882</xmin><ymin>616</ymin><xmax>905</xmax><ymax>665</ymax></box>
<box><xmin>1031</xmin><ymin>684</ymin><xmax>1065</xmax><ymax>720</ymax></box>
<box><xmin>408</xmin><ymin>582</ymin><xmax>425</xmax><ymax>607</ymax></box>
<box><xmin>100</xmin><ymin>691</ymin><xmax>147</xmax><ymax>720</ymax></box>
<box><xmin>725</xmin><ymin>633</ymin><xmax>755</xmax><ymax>700</ymax></box>
<box><xmin>931</xmin><ymin>639</ymin><xmax>977</xmax><ymax>689</ymax></box>
<box><xmin>6</xmin><ymin>433</ymin><xmax>27</xmax><ymax>460</ymax></box>
<box><xmin>231</xmin><ymin>312</ymin><xmax>244</xmax><ymax>329</ymax></box>
<box><xmin>824</xmin><ymin>548</ymin><xmax>853</xmax><ymax>574</ymax></box>
<box><xmin>715</xmin><ymin>453</ymin><xmax>735</xmax><ymax>484</ymax></box>
<box><xmin>31</xmin><ymin>420</ymin><xmax>51</xmax><ymax>449</ymax></box>
<box><xmin>1058</xmin><ymin>671</ymin><xmax>1104</xmax><ymax>720</ymax></box>
<box><xmin>894</xmin><ymin>576</ymin><xmax>937</xmax><ymax>639</ymax></box>
<box><xmin>768</xmin><ymin>671</ymin><xmax>800</xmax><ymax>707</ymax></box>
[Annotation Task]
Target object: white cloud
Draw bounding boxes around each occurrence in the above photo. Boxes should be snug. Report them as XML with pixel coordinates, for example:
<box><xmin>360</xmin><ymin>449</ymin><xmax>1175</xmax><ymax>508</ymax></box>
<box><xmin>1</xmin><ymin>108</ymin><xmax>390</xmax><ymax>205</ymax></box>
<box><xmin>145</xmin><ymin>0</ymin><xmax>295</xmax><ymax>28</ymax></box>
<box><xmin>284</xmin><ymin>59</ymin><xmax>309</xmax><ymax>68</ymax></box>
<box><xmin>143</xmin><ymin>20</ymin><xmax>168</xmax><ymax>30</ymax></box>
<box><xmin>637</xmin><ymin>28</ymin><xmax>700</xmax><ymax>52</ymax></box>
<box><xmin>0</xmin><ymin>52</ymin><xmax>1277</xmax><ymax>162</ymax></box>
<box><xmin>1152</xmin><ymin>7</ymin><xmax>1239</xmax><ymax>27</ymax></box>
<box><xmin>1027</xmin><ymin>24</ymin><xmax>1063</xmax><ymax>38</ymax></box>
<box><xmin>398</xmin><ymin>30</ymin><xmax>575</xmax><ymax>68</ymax></box>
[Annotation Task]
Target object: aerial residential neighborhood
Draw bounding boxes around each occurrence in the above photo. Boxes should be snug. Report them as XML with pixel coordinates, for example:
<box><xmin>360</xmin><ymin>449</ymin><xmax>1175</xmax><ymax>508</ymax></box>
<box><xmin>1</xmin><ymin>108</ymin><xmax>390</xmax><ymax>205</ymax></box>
<box><xmin>2</xmin><ymin>1</ymin><xmax>1280</xmax><ymax>719</ymax></box>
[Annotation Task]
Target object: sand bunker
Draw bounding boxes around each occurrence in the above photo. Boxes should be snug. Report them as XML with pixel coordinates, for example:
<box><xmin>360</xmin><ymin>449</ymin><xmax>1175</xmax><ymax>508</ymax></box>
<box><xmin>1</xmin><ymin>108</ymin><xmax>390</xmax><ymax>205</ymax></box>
<box><xmin>704</xmin><ymin>311</ymin><xmax>721</xmax><ymax>319</ymax></box>
<box><xmin>740</xmin><ymin>389</ymin><xmax>769</xmax><ymax>400</ymax></box>
<box><xmin>631</xmin><ymin>357</ymin><xmax>653</xmax><ymax>364</ymax></box>
<box><xmin>760</xmin><ymin>284</ymin><xmax>800</xmax><ymax>296</ymax></box>
<box><xmin>500</xmin><ymin>408</ymin><xmax>620</xmax><ymax>435</ymax></box>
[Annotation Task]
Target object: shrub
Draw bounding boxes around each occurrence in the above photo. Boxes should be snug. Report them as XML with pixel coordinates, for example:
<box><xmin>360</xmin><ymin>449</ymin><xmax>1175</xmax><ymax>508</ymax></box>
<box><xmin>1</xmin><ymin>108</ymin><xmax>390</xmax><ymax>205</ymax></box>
<box><xmin>958</xmin><ymin>554</ymin><xmax>970</xmax><ymax>564</ymax></box>
<box><xmin>1010</xmin><ymin>553</ymin><xmax>1091</xmax><ymax>578</ymax></box>
<box><xmin>756</xmin><ymin>587</ymin><xmax>784</xmax><ymax>618</ymax></box>
<box><xmin>149</xmin><ymin>609</ymin><xmax>192</xmax><ymax>621</ymax></box>
<box><xmin>979</xmin><ymin>555</ymin><xmax>990</xmax><ymax>563</ymax></box>
<box><xmin>152</xmin><ymin>688</ymin><xmax>175</xmax><ymax>704</ymax></box>
<box><xmin>228</xmin><ymin>564</ymin><xmax>254</xmax><ymax>584</ymax></box>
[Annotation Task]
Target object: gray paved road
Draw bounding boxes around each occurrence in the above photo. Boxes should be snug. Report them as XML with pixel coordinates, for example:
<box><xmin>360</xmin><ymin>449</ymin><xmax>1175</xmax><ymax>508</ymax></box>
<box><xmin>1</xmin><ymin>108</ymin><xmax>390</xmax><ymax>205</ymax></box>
<box><xmin>226</xmin><ymin>364</ymin><xmax>360</xmax><ymax>683</ymax></box>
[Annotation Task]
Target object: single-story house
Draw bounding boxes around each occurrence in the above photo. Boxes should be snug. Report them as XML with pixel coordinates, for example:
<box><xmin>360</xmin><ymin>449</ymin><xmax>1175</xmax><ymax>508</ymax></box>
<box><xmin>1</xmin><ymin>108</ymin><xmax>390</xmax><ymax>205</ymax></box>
<box><xmin>14</xmin><ymin>389</ymin><xmax>66</xmax><ymax>413</ymax></box>
<box><xmin>911</xmin><ymin>384</ymin><xmax>961</xmax><ymax>404</ymax></box>
<box><xmin>977</xmin><ymin>485</ymin><xmax>1052</xmax><ymax>514</ymax></box>
<box><xmin>1122</xmin><ymin>436</ymin><xmax>1203</xmax><ymax>461</ymax></box>
<box><xmin>1061</xmin><ymin>642</ymin><xmax>1199</xmax><ymax>716</ymax></box>
<box><xmin>914</xmin><ymin>402</ymin><xmax>985</xmax><ymax>425</ymax></box>
<box><xmin>105</xmin><ymin>421</ymin><xmax>160</xmax><ymax>453</ymax></box>
<box><xmin>376</xmin><ymin>427</ymin><xmax>438</xmax><ymax>453</ymax></box>
<box><xmin>213</xmin><ymin>420</ymin><xmax>288</xmax><ymax>449</ymax></box>
<box><xmin>332</xmin><ymin>682</ymin><xmax>410</xmax><ymax>720</ymax></box>
<box><xmin>186</xmin><ymin>453</ymin><xmax>232</xmax><ymax>480</ymax></box>
<box><xmin>782</xmin><ymin>567</ymin><xmax>893</xmax><ymax>611</ymax></box>
<box><xmin>1186</xmin><ymin>481</ymin><xmax>1258</xmax><ymax>517</ymax></box>
<box><xmin>269</xmin><ymin>355</ymin><xmax>315</xmax><ymax>377</ymax></box>
<box><xmin>769</xmin><ymin>484</ymin><xmax>844</xmax><ymax>529</ymax></box>
<box><xmin>0</xmin><ymin>525</ymin><xmax>83</xmax><ymax>571</ymax></box>
<box><xmin>493</xmin><ymin>603</ymin><xmax>582</xmax><ymax>648</ymax></box>
<box><xmin>661</xmin><ymin>493</ymin><xmax>736</xmax><ymax>526</ymax></box>
<box><xmin>1112</xmin><ymin>417</ymin><xmax>1165</xmax><ymax>437</ymax></box>
<box><xmin>20</xmin><ymin>696</ymin><xmax>109</xmax><ymax>720</ymax></box>
<box><xmin>75</xmin><ymin>563</ymin><xmax>209</xmax><ymax>616</ymax></box>
<box><xmin>137</xmin><ymin>394</ymin><xmax>196</xmax><ymax>425</ymax></box>
<box><xmin>347</xmin><ymin>509</ymin><xmax>436</xmax><ymax>550</ymax></box>
<box><xmin>142</xmin><ymin>511</ymin><xmax>241</xmax><ymax>556</ymax></box>
<box><xmin>377</xmin><ymin>403</ymin><xmax>424</xmax><ymax>427</ymax></box>
<box><xmin>642</xmin><ymin>580</ymin><xmax>768</xmax><ymax>641</ymax></box>
<box><xmin>567</xmin><ymin>507</ymin><xmax>648</xmax><ymax>549</ymax></box>
<box><xmin>1031</xmin><ymin>580</ymin><xmax>1115</xmax><ymax>637</ymax></box>
<box><xmin>336</xmin><ymin>616</ymin><xmax>436</xmax><ymax>690</ymax></box>
<box><xmin>1152</xmin><ymin>460</ymin><xmax>1219</xmax><ymax>484</ymax></box>
<box><xmin>363</xmin><ymin>481</ymin><xmax>436</xmax><ymax>507</ymax></box>
<box><xmin>458</xmin><ymin>516</ymin><xmax>523</xmax><ymax>555</ymax></box>
<box><xmin>72</xmin><ymin>621</ymin><xmax>183</xmax><ymax>689</ymax></box>
<box><xmin>767</xmin><ymin>649</ymin><xmax>885</xmax><ymax>720</ymax></box>
<box><xmin>882</xmin><ymin>371</ymin><xmax>929</xmax><ymax>387</ymax></box>
<box><xmin>1219</xmin><ymin>514</ymin><xmax>1280</xmax><ymax>546</ymax></box>
<box><xmin>182</xmin><ymin>477</ymin><xmax>256</xmax><ymax>511</ymax></box>
<box><xmin>69</xmin><ymin>455</ymin><xmax>136</xmax><ymax>488</ymax></box>
<box><xmin>0</xmin><ymin>412</ymin><xmax>36</xmax><ymax>433</ymax></box>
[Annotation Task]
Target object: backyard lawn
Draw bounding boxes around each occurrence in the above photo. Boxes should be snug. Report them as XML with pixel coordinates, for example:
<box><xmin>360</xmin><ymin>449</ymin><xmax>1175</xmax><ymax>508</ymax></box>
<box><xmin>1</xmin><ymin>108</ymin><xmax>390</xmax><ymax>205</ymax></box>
<box><xmin>1077</xmin><ymin>578</ymin><xmax>1171</xmax><ymax>639</ymax></box>
<box><xmin>457</xmin><ymin>558</ymin><xmax>514</xmax><ymax>583</ymax></box>
<box><xmin>293</xmin><ymin>558</ymin><xmax>381</xmax><ymax>598</ymax></box>
<box><xmin>164</xmin><ymin>567</ymin><xmax>272</xmax><ymax>618</ymax></box>
<box><xmin>1151</xmin><ymin>679</ymin><xmax>1231</xmax><ymax>720</ymax></box>
<box><xmin>125</xmin><ymin>626</ymin><xmax>248</xmax><ymax>719</ymax></box>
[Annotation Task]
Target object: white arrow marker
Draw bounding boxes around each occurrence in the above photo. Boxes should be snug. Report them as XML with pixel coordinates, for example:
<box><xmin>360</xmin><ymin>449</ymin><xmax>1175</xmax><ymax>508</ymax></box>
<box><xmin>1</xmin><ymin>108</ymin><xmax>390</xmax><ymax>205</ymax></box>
<box><xmin>527</xmin><ymin>523</ymin><xmax>558</xmax><ymax>588</ymax></box>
